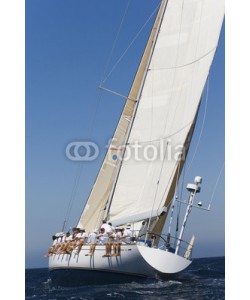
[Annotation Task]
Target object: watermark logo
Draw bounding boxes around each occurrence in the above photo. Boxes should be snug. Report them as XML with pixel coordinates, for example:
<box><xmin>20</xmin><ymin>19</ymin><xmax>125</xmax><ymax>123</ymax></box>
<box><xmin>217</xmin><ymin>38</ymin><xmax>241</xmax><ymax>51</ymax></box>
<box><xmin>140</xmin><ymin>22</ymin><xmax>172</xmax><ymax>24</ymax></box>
<box><xmin>65</xmin><ymin>141</ymin><xmax>99</xmax><ymax>161</ymax></box>
<box><xmin>66</xmin><ymin>138</ymin><xmax>185</xmax><ymax>163</ymax></box>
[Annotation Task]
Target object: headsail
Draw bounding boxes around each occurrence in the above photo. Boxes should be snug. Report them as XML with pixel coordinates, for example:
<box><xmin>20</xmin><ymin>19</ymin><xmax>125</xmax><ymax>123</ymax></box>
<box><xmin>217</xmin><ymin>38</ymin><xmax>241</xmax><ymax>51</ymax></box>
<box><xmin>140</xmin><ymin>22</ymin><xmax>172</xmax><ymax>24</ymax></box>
<box><xmin>77</xmin><ymin>1</ymin><xmax>167</xmax><ymax>232</ymax></box>
<box><xmin>107</xmin><ymin>0</ymin><xmax>225</xmax><ymax>227</ymax></box>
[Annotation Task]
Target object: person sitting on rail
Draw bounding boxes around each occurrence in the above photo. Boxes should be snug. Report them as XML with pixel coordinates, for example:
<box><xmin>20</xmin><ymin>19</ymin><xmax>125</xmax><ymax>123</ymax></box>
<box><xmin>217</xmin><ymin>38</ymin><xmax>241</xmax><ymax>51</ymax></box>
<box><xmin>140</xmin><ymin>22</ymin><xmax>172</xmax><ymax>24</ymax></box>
<box><xmin>56</xmin><ymin>232</ymin><xmax>73</xmax><ymax>254</ymax></box>
<box><xmin>110</xmin><ymin>226</ymin><xmax>123</xmax><ymax>256</ymax></box>
<box><xmin>44</xmin><ymin>232</ymin><xmax>65</xmax><ymax>257</ymax></box>
<box><xmin>44</xmin><ymin>235</ymin><xmax>57</xmax><ymax>257</ymax></box>
<box><xmin>85</xmin><ymin>229</ymin><xmax>98</xmax><ymax>256</ymax></box>
<box><xmin>97</xmin><ymin>227</ymin><xmax>113</xmax><ymax>257</ymax></box>
<box><xmin>76</xmin><ymin>228</ymin><xmax>88</xmax><ymax>254</ymax></box>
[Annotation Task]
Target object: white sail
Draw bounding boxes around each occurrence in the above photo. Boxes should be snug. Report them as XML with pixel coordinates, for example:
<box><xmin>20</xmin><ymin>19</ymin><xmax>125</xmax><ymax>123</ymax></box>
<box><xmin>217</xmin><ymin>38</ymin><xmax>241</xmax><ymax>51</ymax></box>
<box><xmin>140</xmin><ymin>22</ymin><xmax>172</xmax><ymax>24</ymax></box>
<box><xmin>77</xmin><ymin>1</ymin><xmax>166</xmax><ymax>232</ymax></box>
<box><xmin>107</xmin><ymin>0</ymin><xmax>225</xmax><ymax>226</ymax></box>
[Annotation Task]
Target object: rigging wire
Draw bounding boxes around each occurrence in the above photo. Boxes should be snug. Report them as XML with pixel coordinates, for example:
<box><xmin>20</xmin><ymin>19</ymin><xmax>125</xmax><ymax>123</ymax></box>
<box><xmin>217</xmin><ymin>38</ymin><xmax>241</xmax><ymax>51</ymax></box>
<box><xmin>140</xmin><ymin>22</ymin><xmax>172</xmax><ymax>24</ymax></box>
<box><xmin>98</xmin><ymin>2</ymin><xmax>163</xmax><ymax>226</ymax></box>
<box><xmin>152</xmin><ymin>0</ymin><xmax>185</xmax><ymax>242</ymax></box>
<box><xmin>208</xmin><ymin>161</ymin><xmax>225</xmax><ymax>209</ymax></box>
<box><xmin>62</xmin><ymin>164</ymin><xmax>82</xmax><ymax>232</ymax></box>
<box><xmin>62</xmin><ymin>85</ymin><xmax>104</xmax><ymax>231</ymax></box>
<box><xmin>186</xmin><ymin>78</ymin><xmax>209</xmax><ymax>174</ymax></box>
<box><xmin>101</xmin><ymin>3</ymin><xmax>161</xmax><ymax>85</ymax></box>
<box><xmin>145</xmin><ymin>0</ymin><xmax>185</xmax><ymax>239</ymax></box>
<box><xmin>61</xmin><ymin>1</ymin><xmax>132</xmax><ymax>230</ymax></box>
<box><xmin>101</xmin><ymin>0</ymin><xmax>132</xmax><ymax>83</ymax></box>
<box><xmin>174</xmin><ymin>161</ymin><xmax>187</xmax><ymax>242</ymax></box>
<box><xmin>181</xmin><ymin>0</ymin><xmax>205</xmax><ymax>177</ymax></box>
<box><xmin>170</xmin><ymin>1</ymin><xmax>205</xmax><ymax>242</ymax></box>
<box><xmin>146</xmin><ymin>139</ymin><xmax>170</xmax><ymax>237</ymax></box>
<box><xmin>167</xmin><ymin>157</ymin><xmax>182</xmax><ymax>234</ymax></box>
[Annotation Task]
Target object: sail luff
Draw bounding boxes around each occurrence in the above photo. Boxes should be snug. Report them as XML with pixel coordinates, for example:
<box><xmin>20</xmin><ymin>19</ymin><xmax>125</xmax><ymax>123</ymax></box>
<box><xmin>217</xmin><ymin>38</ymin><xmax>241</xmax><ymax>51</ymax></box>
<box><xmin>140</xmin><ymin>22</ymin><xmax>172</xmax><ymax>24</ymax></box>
<box><xmin>77</xmin><ymin>1</ymin><xmax>167</xmax><ymax>232</ymax></box>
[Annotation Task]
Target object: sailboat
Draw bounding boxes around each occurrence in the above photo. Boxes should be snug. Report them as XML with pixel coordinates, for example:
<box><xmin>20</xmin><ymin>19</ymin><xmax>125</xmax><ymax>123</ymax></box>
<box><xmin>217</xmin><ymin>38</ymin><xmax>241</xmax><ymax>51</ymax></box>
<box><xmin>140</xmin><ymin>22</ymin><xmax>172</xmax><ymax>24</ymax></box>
<box><xmin>49</xmin><ymin>0</ymin><xmax>224</xmax><ymax>284</ymax></box>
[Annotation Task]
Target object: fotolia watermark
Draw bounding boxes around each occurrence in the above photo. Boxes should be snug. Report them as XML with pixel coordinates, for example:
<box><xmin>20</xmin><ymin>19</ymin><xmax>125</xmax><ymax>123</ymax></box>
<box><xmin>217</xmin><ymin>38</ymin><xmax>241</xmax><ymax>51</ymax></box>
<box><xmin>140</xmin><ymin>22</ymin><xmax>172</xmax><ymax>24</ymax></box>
<box><xmin>65</xmin><ymin>138</ymin><xmax>186</xmax><ymax>163</ymax></box>
<box><xmin>65</xmin><ymin>141</ymin><xmax>99</xmax><ymax>161</ymax></box>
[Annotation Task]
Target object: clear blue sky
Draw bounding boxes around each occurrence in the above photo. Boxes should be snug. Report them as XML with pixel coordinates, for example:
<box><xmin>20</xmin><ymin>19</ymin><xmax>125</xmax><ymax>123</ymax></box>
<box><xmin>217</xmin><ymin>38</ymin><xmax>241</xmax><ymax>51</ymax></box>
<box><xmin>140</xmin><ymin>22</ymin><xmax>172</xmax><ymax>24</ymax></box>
<box><xmin>25</xmin><ymin>0</ymin><xmax>225</xmax><ymax>269</ymax></box>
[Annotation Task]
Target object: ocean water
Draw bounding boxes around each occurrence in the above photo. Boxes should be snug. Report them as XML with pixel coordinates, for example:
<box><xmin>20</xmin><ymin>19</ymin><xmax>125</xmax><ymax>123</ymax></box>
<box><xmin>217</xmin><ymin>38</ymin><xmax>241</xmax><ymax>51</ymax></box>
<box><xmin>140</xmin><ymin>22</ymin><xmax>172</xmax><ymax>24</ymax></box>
<box><xmin>25</xmin><ymin>257</ymin><xmax>224</xmax><ymax>299</ymax></box>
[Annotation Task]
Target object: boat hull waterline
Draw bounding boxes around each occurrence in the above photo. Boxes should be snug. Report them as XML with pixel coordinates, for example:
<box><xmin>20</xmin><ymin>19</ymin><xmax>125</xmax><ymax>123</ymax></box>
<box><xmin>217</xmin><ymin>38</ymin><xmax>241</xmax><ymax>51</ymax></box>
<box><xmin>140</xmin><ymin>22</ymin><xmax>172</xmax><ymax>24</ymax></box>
<box><xmin>49</xmin><ymin>244</ymin><xmax>192</xmax><ymax>282</ymax></box>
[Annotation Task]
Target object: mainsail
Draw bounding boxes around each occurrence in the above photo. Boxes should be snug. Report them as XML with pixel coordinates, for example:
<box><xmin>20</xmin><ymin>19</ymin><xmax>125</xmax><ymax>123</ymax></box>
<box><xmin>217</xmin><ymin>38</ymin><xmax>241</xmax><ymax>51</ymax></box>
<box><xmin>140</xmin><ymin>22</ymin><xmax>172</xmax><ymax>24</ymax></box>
<box><xmin>107</xmin><ymin>0</ymin><xmax>225</xmax><ymax>227</ymax></box>
<box><xmin>78</xmin><ymin>0</ymin><xmax>225</xmax><ymax>233</ymax></box>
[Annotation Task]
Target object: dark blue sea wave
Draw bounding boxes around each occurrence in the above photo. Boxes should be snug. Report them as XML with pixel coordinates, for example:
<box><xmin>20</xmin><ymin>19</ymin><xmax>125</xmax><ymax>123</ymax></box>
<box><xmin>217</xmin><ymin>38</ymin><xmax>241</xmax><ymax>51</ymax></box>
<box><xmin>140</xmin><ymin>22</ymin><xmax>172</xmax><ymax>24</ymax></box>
<box><xmin>25</xmin><ymin>257</ymin><xmax>225</xmax><ymax>299</ymax></box>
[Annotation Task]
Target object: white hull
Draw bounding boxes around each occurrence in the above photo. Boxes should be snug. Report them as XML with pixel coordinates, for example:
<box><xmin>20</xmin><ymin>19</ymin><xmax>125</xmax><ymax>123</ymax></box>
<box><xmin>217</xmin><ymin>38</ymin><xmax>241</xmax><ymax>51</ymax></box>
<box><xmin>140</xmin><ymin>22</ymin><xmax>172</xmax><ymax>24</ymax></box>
<box><xmin>49</xmin><ymin>244</ymin><xmax>191</xmax><ymax>282</ymax></box>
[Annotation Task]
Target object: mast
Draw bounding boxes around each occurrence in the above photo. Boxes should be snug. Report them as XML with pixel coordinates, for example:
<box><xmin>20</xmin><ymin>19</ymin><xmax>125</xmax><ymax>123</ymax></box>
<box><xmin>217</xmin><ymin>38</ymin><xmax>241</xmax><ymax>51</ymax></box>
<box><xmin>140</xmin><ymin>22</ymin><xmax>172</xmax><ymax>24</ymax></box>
<box><xmin>103</xmin><ymin>0</ymin><xmax>169</xmax><ymax>221</ymax></box>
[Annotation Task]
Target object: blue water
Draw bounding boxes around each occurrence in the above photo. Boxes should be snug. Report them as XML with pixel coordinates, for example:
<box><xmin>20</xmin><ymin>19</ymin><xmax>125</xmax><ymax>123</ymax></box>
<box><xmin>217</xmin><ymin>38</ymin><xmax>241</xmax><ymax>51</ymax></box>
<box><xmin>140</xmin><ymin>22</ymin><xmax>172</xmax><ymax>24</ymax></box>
<box><xmin>25</xmin><ymin>257</ymin><xmax>224</xmax><ymax>299</ymax></box>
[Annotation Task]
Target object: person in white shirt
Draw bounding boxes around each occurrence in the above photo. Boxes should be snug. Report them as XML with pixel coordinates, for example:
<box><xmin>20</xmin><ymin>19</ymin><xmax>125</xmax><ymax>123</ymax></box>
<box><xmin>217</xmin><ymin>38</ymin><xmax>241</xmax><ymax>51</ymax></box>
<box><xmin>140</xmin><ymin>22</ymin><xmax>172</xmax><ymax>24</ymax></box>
<box><xmin>56</xmin><ymin>232</ymin><xmax>73</xmax><ymax>254</ymax></box>
<box><xmin>70</xmin><ymin>227</ymin><xmax>79</xmax><ymax>246</ymax></box>
<box><xmin>100</xmin><ymin>220</ymin><xmax>113</xmax><ymax>235</ymax></box>
<box><xmin>44</xmin><ymin>232</ymin><xmax>65</xmax><ymax>257</ymax></box>
<box><xmin>87</xmin><ymin>229</ymin><xmax>98</xmax><ymax>244</ymax></box>
<box><xmin>60</xmin><ymin>227</ymin><xmax>80</xmax><ymax>254</ymax></box>
<box><xmin>108</xmin><ymin>222</ymin><xmax>115</xmax><ymax>232</ymax></box>
<box><xmin>76</xmin><ymin>229</ymin><xmax>88</xmax><ymax>254</ymax></box>
<box><xmin>111</xmin><ymin>227</ymin><xmax>123</xmax><ymax>256</ymax></box>
<box><xmin>44</xmin><ymin>235</ymin><xmax>57</xmax><ymax>257</ymax></box>
<box><xmin>98</xmin><ymin>228</ymin><xmax>109</xmax><ymax>244</ymax></box>
<box><xmin>86</xmin><ymin>229</ymin><xmax>98</xmax><ymax>256</ymax></box>
<box><xmin>97</xmin><ymin>227</ymin><xmax>113</xmax><ymax>257</ymax></box>
<box><xmin>119</xmin><ymin>224</ymin><xmax>132</xmax><ymax>244</ymax></box>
